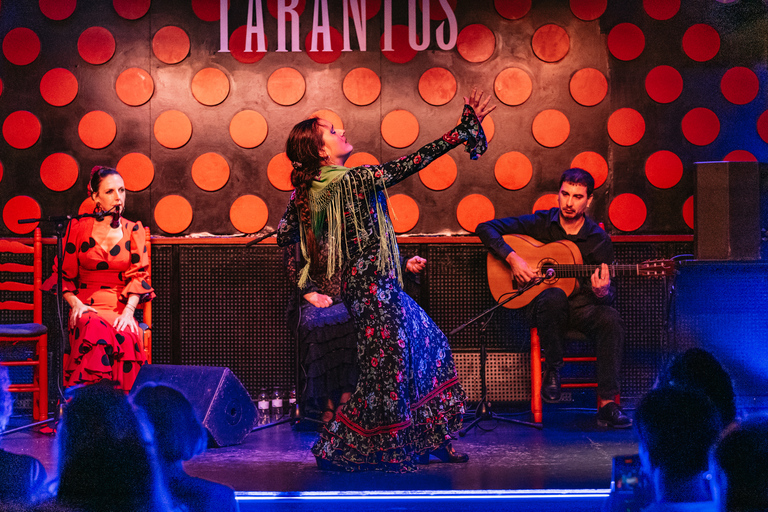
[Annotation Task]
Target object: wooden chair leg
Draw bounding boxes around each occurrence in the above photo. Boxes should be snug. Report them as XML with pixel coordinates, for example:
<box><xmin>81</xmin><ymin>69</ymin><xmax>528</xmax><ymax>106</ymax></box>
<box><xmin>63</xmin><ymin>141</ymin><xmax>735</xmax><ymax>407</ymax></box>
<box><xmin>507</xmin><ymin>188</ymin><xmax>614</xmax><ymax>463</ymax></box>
<box><xmin>530</xmin><ymin>328</ymin><xmax>542</xmax><ymax>423</ymax></box>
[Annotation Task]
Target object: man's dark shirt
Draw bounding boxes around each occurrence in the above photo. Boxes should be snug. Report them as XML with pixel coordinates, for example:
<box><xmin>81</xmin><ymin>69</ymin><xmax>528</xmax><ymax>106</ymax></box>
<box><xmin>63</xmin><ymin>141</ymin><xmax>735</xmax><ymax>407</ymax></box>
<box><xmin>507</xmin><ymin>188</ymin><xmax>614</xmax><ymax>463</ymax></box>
<box><xmin>476</xmin><ymin>207</ymin><xmax>616</xmax><ymax>308</ymax></box>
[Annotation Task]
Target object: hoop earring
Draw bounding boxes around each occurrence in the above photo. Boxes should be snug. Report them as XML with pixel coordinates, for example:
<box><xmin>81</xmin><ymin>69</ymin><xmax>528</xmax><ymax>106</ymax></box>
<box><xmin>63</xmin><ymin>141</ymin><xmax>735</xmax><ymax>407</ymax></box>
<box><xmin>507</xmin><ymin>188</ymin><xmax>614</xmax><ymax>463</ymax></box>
<box><xmin>93</xmin><ymin>203</ymin><xmax>104</xmax><ymax>214</ymax></box>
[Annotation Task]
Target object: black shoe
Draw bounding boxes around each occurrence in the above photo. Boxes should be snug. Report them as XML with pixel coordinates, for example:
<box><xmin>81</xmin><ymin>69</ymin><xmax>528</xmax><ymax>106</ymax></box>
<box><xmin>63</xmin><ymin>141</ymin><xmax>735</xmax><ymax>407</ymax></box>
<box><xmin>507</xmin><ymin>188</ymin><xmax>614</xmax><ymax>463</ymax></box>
<box><xmin>541</xmin><ymin>368</ymin><xmax>561</xmax><ymax>403</ymax></box>
<box><xmin>417</xmin><ymin>443</ymin><xmax>469</xmax><ymax>464</ymax></box>
<box><xmin>597</xmin><ymin>402</ymin><xmax>632</xmax><ymax>429</ymax></box>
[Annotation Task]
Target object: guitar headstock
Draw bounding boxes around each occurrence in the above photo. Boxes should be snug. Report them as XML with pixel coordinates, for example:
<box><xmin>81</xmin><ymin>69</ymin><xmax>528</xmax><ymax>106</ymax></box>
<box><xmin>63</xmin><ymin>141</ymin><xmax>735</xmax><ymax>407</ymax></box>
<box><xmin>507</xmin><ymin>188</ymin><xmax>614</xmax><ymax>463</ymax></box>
<box><xmin>638</xmin><ymin>259</ymin><xmax>676</xmax><ymax>277</ymax></box>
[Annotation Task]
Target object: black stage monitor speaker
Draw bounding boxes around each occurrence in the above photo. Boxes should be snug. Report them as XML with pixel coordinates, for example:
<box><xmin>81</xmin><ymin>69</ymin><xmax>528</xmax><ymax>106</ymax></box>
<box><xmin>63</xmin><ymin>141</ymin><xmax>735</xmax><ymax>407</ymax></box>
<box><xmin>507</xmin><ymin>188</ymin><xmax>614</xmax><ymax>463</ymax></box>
<box><xmin>131</xmin><ymin>364</ymin><xmax>256</xmax><ymax>447</ymax></box>
<box><xmin>694</xmin><ymin>161</ymin><xmax>762</xmax><ymax>260</ymax></box>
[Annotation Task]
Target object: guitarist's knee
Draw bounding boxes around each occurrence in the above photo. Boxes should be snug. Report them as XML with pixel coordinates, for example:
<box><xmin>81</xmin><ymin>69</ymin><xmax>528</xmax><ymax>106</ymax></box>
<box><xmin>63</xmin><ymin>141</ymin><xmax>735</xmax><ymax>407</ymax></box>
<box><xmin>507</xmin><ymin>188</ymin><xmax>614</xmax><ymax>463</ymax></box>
<box><xmin>537</xmin><ymin>287</ymin><xmax>569</xmax><ymax>308</ymax></box>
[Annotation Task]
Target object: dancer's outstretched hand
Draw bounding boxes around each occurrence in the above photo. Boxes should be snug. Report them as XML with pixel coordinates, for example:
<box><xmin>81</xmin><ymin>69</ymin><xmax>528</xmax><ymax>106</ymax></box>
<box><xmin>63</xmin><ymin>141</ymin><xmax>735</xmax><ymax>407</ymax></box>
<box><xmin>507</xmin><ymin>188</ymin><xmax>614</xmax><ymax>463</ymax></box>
<box><xmin>464</xmin><ymin>88</ymin><xmax>496</xmax><ymax>122</ymax></box>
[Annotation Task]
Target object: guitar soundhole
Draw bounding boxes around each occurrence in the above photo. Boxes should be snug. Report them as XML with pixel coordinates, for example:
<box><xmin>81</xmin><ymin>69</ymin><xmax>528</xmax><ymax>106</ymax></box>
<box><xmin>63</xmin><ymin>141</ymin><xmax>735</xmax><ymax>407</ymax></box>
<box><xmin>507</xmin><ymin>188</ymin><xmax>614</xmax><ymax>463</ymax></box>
<box><xmin>540</xmin><ymin>259</ymin><xmax>557</xmax><ymax>282</ymax></box>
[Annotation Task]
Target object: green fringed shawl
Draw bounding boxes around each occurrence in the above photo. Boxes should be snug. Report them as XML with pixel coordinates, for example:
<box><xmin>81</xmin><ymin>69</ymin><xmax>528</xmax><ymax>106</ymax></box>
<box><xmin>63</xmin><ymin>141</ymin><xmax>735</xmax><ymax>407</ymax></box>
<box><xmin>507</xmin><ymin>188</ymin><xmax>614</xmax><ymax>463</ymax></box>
<box><xmin>297</xmin><ymin>165</ymin><xmax>402</xmax><ymax>288</ymax></box>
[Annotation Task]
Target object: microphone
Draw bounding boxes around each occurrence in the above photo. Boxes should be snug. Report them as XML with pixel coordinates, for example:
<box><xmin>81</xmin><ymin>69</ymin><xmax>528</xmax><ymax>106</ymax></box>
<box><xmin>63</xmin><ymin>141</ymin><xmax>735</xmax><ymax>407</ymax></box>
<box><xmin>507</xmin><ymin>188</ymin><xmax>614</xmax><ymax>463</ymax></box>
<box><xmin>544</xmin><ymin>268</ymin><xmax>555</xmax><ymax>279</ymax></box>
<box><xmin>109</xmin><ymin>206</ymin><xmax>121</xmax><ymax>229</ymax></box>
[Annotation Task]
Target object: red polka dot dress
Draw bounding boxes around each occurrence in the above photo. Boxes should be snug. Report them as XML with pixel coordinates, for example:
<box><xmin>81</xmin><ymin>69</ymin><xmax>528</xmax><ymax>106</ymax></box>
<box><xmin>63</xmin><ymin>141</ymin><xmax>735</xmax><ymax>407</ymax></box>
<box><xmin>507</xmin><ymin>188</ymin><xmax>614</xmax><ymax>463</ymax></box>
<box><xmin>42</xmin><ymin>217</ymin><xmax>154</xmax><ymax>392</ymax></box>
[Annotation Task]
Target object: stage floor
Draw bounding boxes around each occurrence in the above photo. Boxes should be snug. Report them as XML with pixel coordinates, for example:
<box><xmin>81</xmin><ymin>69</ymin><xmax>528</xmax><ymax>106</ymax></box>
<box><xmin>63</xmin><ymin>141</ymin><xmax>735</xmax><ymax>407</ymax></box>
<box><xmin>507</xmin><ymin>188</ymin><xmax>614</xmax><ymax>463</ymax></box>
<box><xmin>2</xmin><ymin>406</ymin><xmax>638</xmax><ymax>494</ymax></box>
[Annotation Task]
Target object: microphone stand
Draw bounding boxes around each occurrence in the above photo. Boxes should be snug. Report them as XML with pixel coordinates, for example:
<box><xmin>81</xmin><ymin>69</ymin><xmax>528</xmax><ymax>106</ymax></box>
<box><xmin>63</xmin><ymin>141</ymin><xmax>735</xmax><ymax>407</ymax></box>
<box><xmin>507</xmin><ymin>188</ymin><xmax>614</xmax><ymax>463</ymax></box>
<box><xmin>15</xmin><ymin>209</ymin><xmax>115</xmax><ymax>429</ymax></box>
<box><xmin>454</xmin><ymin>274</ymin><xmax>553</xmax><ymax>434</ymax></box>
<box><xmin>244</xmin><ymin>229</ymin><xmax>305</xmax><ymax>431</ymax></box>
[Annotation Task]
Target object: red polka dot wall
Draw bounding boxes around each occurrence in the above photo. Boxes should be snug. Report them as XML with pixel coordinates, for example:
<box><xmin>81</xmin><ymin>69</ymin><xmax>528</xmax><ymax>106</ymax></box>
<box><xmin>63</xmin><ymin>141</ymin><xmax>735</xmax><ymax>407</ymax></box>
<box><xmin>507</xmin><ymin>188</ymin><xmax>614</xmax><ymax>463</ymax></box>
<box><xmin>0</xmin><ymin>0</ymin><xmax>765</xmax><ymax>236</ymax></box>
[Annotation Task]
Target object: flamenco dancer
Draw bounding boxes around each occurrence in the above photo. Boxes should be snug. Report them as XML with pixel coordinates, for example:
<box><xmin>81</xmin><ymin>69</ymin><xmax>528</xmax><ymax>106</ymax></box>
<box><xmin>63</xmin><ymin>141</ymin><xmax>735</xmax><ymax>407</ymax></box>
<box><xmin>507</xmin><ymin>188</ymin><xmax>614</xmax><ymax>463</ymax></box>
<box><xmin>277</xmin><ymin>89</ymin><xmax>495</xmax><ymax>472</ymax></box>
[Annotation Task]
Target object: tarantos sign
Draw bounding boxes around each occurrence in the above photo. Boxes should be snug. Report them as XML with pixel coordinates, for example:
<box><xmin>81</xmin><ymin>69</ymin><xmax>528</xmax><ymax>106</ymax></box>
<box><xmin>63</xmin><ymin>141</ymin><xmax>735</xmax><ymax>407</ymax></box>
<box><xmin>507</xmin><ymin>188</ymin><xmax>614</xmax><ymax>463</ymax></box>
<box><xmin>217</xmin><ymin>0</ymin><xmax>459</xmax><ymax>53</ymax></box>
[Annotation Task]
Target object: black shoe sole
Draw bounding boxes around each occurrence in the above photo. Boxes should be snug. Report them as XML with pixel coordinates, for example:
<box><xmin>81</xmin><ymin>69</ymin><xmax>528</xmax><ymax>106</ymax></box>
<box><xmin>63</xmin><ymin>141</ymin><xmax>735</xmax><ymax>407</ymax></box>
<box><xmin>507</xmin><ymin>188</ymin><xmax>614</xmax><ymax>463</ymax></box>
<box><xmin>596</xmin><ymin>419</ymin><xmax>633</xmax><ymax>429</ymax></box>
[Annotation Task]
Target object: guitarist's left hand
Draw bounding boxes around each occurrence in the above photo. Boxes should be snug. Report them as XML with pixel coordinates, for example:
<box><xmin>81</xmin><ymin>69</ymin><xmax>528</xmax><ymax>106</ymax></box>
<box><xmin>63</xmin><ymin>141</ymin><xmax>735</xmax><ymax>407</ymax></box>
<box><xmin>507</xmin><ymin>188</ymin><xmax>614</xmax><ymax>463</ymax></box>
<box><xmin>591</xmin><ymin>263</ymin><xmax>611</xmax><ymax>298</ymax></box>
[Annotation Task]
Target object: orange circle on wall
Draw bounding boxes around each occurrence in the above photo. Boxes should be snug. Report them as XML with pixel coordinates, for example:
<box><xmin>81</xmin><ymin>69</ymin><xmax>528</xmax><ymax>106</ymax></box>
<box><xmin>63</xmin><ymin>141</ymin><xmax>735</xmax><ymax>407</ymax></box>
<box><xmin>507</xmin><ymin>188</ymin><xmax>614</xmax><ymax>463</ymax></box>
<box><xmin>40</xmin><ymin>0</ymin><xmax>76</xmax><ymax>20</ymax></box>
<box><xmin>533</xmin><ymin>193</ymin><xmax>558</xmax><ymax>213</ymax></box>
<box><xmin>192</xmin><ymin>152</ymin><xmax>230</xmax><ymax>191</ymax></box>
<box><xmin>79</xmin><ymin>111</ymin><xmax>116</xmax><ymax>149</ymax></box>
<box><xmin>532</xmin><ymin>24</ymin><xmax>569</xmax><ymax>63</ymax></box>
<box><xmin>192</xmin><ymin>67</ymin><xmax>230</xmax><ymax>106</ymax></box>
<box><xmin>231</xmin><ymin>195</ymin><xmax>269</xmax><ymax>234</ymax></box>
<box><xmin>153</xmin><ymin>26</ymin><xmax>190</xmax><ymax>64</ymax></box>
<box><xmin>116</xmin><ymin>152</ymin><xmax>154</xmax><ymax>191</ymax></box>
<box><xmin>116</xmin><ymin>67</ymin><xmax>154</xmax><ymax>106</ymax></box>
<box><xmin>532</xmin><ymin>109</ymin><xmax>570</xmax><ymax>148</ymax></box>
<box><xmin>758</xmin><ymin>111</ymin><xmax>768</xmax><ymax>143</ymax></box>
<box><xmin>229</xmin><ymin>25</ymin><xmax>268</xmax><ymax>64</ymax></box>
<box><xmin>643</xmin><ymin>0</ymin><xmax>679</xmax><ymax>20</ymax></box>
<box><xmin>682</xmin><ymin>196</ymin><xmax>694</xmax><ymax>230</ymax></box>
<box><xmin>382</xmin><ymin>110</ymin><xmax>419</xmax><ymax>148</ymax></box>
<box><xmin>305</xmin><ymin>27</ymin><xmax>343</xmax><ymax>64</ymax></box>
<box><xmin>341</xmin><ymin>68</ymin><xmax>381</xmax><ymax>106</ymax></box>
<box><xmin>381</xmin><ymin>25</ymin><xmax>418</xmax><ymax>64</ymax></box>
<box><xmin>79</xmin><ymin>197</ymin><xmax>96</xmax><ymax>215</ymax></box>
<box><xmin>494</xmin><ymin>68</ymin><xmax>532</xmax><ymax>106</ymax></box>
<box><xmin>154</xmin><ymin>110</ymin><xmax>192</xmax><ymax>149</ymax></box>
<box><xmin>192</xmin><ymin>0</ymin><xmax>227</xmax><ymax>21</ymax></box>
<box><xmin>495</xmin><ymin>0</ymin><xmax>531</xmax><ymax>19</ymax></box>
<box><xmin>3</xmin><ymin>111</ymin><xmax>41</xmax><ymax>150</ymax></box>
<box><xmin>681</xmin><ymin>108</ymin><xmax>719</xmax><ymax>146</ymax></box>
<box><xmin>346</xmin><ymin>152</ymin><xmax>379</xmax><ymax>168</ymax></box>
<box><xmin>645</xmin><ymin>150</ymin><xmax>683</xmax><ymax>189</ymax></box>
<box><xmin>683</xmin><ymin>24</ymin><xmax>719</xmax><ymax>62</ymax></box>
<box><xmin>113</xmin><ymin>0</ymin><xmax>150</xmax><ymax>19</ymax></box>
<box><xmin>609</xmin><ymin>194</ymin><xmax>646</xmax><ymax>232</ymax></box>
<box><xmin>570</xmin><ymin>0</ymin><xmax>607</xmax><ymax>21</ymax></box>
<box><xmin>230</xmin><ymin>110</ymin><xmax>268</xmax><ymax>149</ymax></box>
<box><xmin>343</xmin><ymin>68</ymin><xmax>381</xmax><ymax>106</ymax></box>
<box><xmin>388</xmin><ymin>194</ymin><xmax>419</xmax><ymax>233</ymax></box>
<box><xmin>312</xmin><ymin>110</ymin><xmax>343</xmax><ymax>130</ymax></box>
<box><xmin>3</xmin><ymin>196</ymin><xmax>41</xmax><ymax>234</ymax></box>
<box><xmin>267</xmin><ymin>153</ymin><xmax>294</xmax><ymax>191</ymax></box>
<box><xmin>645</xmin><ymin>65</ymin><xmax>683</xmax><ymax>104</ymax></box>
<box><xmin>721</xmin><ymin>67</ymin><xmax>759</xmax><ymax>105</ymax></box>
<box><xmin>41</xmin><ymin>153</ymin><xmax>78</xmax><ymax>191</ymax></box>
<box><xmin>482</xmin><ymin>115</ymin><xmax>496</xmax><ymax>143</ymax></box>
<box><xmin>155</xmin><ymin>195</ymin><xmax>193</xmax><ymax>234</ymax></box>
<box><xmin>571</xmin><ymin>151</ymin><xmax>608</xmax><ymax>189</ymax></box>
<box><xmin>267</xmin><ymin>68</ymin><xmax>305</xmax><ymax>106</ymax></box>
<box><xmin>607</xmin><ymin>23</ymin><xmax>645</xmax><ymax>61</ymax></box>
<box><xmin>570</xmin><ymin>68</ymin><xmax>607</xmax><ymax>106</ymax></box>
<box><xmin>723</xmin><ymin>150</ymin><xmax>757</xmax><ymax>162</ymax></box>
<box><xmin>456</xmin><ymin>194</ymin><xmax>495</xmax><ymax>233</ymax></box>
<box><xmin>419</xmin><ymin>154</ymin><xmax>456</xmax><ymax>191</ymax></box>
<box><xmin>3</xmin><ymin>28</ymin><xmax>40</xmax><ymax>66</ymax></box>
<box><xmin>456</xmin><ymin>24</ymin><xmax>495</xmax><ymax>63</ymax></box>
<box><xmin>419</xmin><ymin>68</ymin><xmax>456</xmax><ymax>106</ymax></box>
<box><xmin>78</xmin><ymin>27</ymin><xmax>116</xmax><ymax>65</ymax></box>
<box><xmin>40</xmin><ymin>68</ymin><xmax>79</xmax><ymax>107</ymax></box>
<box><xmin>495</xmin><ymin>152</ymin><xmax>532</xmax><ymax>190</ymax></box>
<box><xmin>607</xmin><ymin>108</ymin><xmax>645</xmax><ymax>146</ymax></box>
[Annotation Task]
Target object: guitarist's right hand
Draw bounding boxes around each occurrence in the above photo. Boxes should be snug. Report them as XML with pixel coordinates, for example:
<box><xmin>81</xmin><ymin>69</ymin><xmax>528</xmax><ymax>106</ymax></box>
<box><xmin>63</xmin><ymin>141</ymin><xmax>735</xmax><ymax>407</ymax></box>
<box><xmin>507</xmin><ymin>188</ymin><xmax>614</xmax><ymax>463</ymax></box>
<box><xmin>506</xmin><ymin>252</ymin><xmax>538</xmax><ymax>284</ymax></box>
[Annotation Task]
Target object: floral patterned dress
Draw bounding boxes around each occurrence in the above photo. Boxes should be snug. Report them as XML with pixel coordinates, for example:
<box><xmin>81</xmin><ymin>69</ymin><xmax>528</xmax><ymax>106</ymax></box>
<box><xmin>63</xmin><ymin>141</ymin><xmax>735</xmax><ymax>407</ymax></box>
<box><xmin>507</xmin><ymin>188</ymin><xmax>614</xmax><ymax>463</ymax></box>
<box><xmin>277</xmin><ymin>106</ymin><xmax>486</xmax><ymax>472</ymax></box>
<box><xmin>42</xmin><ymin>217</ymin><xmax>154</xmax><ymax>392</ymax></box>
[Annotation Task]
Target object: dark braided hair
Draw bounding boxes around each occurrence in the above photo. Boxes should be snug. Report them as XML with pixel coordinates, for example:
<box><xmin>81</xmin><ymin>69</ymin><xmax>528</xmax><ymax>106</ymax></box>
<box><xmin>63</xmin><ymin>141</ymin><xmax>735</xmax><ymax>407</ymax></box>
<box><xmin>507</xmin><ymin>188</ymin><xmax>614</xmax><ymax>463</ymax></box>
<box><xmin>286</xmin><ymin>118</ymin><xmax>325</xmax><ymax>274</ymax></box>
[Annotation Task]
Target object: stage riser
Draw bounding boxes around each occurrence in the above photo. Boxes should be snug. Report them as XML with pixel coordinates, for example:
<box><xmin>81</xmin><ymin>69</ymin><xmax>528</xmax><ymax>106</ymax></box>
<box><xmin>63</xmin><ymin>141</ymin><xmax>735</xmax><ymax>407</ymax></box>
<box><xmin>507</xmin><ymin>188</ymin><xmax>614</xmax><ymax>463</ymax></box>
<box><xmin>1</xmin><ymin>241</ymin><xmax>689</xmax><ymax>410</ymax></box>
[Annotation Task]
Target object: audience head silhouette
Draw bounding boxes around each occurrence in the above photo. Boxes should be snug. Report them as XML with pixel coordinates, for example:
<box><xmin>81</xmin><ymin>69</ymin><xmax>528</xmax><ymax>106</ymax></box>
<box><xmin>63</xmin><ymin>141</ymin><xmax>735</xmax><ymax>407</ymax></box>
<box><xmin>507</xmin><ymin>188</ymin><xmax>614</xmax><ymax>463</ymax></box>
<box><xmin>655</xmin><ymin>347</ymin><xmax>737</xmax><ymax>427</ymax></box>
<box><xmin>131</xmin><ymin>383</ymin><xmax>207</xmax><ymax>463</ymax></box>
<box><xmin>56</xmin><ymin>381</ymin><xmax>170</xmax><ymax>512</ymax></box>
<box><xmin>711</xmin><ymin>415</ymin><xmax>768</xmax><ymax>512</ymax></box>
<box><xmin>635</xmin><ymin>387</ymin><xmax>721</xmax><ymax>503</ymax></box>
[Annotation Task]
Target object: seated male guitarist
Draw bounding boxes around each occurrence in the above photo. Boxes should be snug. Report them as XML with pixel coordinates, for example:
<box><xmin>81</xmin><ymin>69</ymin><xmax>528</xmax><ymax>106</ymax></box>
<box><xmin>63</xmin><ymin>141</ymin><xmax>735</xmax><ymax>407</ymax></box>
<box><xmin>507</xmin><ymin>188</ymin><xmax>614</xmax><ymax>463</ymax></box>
<box><xmin>476</xmin><ymin>168</ymin><xmax>631</xmax><ymax>428</ymax></box>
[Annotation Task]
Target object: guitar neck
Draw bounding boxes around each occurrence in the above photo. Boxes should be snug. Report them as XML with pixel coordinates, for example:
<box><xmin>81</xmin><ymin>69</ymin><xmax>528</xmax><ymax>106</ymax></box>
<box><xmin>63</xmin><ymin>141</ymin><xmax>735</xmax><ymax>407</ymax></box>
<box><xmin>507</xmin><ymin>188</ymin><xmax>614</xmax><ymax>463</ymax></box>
<box><xmin>547</xmin><ymin>264</ymin><xmax>641</xmax><ymax>277</ymax></box>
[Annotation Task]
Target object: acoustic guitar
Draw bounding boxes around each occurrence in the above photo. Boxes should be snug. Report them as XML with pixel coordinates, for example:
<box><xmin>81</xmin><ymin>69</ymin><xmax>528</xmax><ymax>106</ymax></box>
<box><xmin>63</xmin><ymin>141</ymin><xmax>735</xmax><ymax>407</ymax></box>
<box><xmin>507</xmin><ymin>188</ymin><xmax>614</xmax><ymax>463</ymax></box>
<box><xmin>486</xmin><ymin>234</ymin><xmax>676</xmax><ymax>309</ymax></box>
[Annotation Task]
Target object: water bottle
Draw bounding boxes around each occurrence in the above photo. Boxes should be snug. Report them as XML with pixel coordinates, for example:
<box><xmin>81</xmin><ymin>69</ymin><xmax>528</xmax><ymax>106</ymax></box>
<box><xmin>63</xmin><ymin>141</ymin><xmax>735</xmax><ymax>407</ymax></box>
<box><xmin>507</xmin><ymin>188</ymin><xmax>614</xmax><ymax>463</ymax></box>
<box><xmin>271</xmin><ymin>387</ymin><xmax>285</xmax><ymax>420</ymax></box>
<box><xmin>288</xmin><ymin>387</ymin><xmax>297</xmax><ymax>418</ymax></box>
<box><xmin>257</xmin><ymin>387</ymin><xmax>270</xmax><ymax>425</ymax></box>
